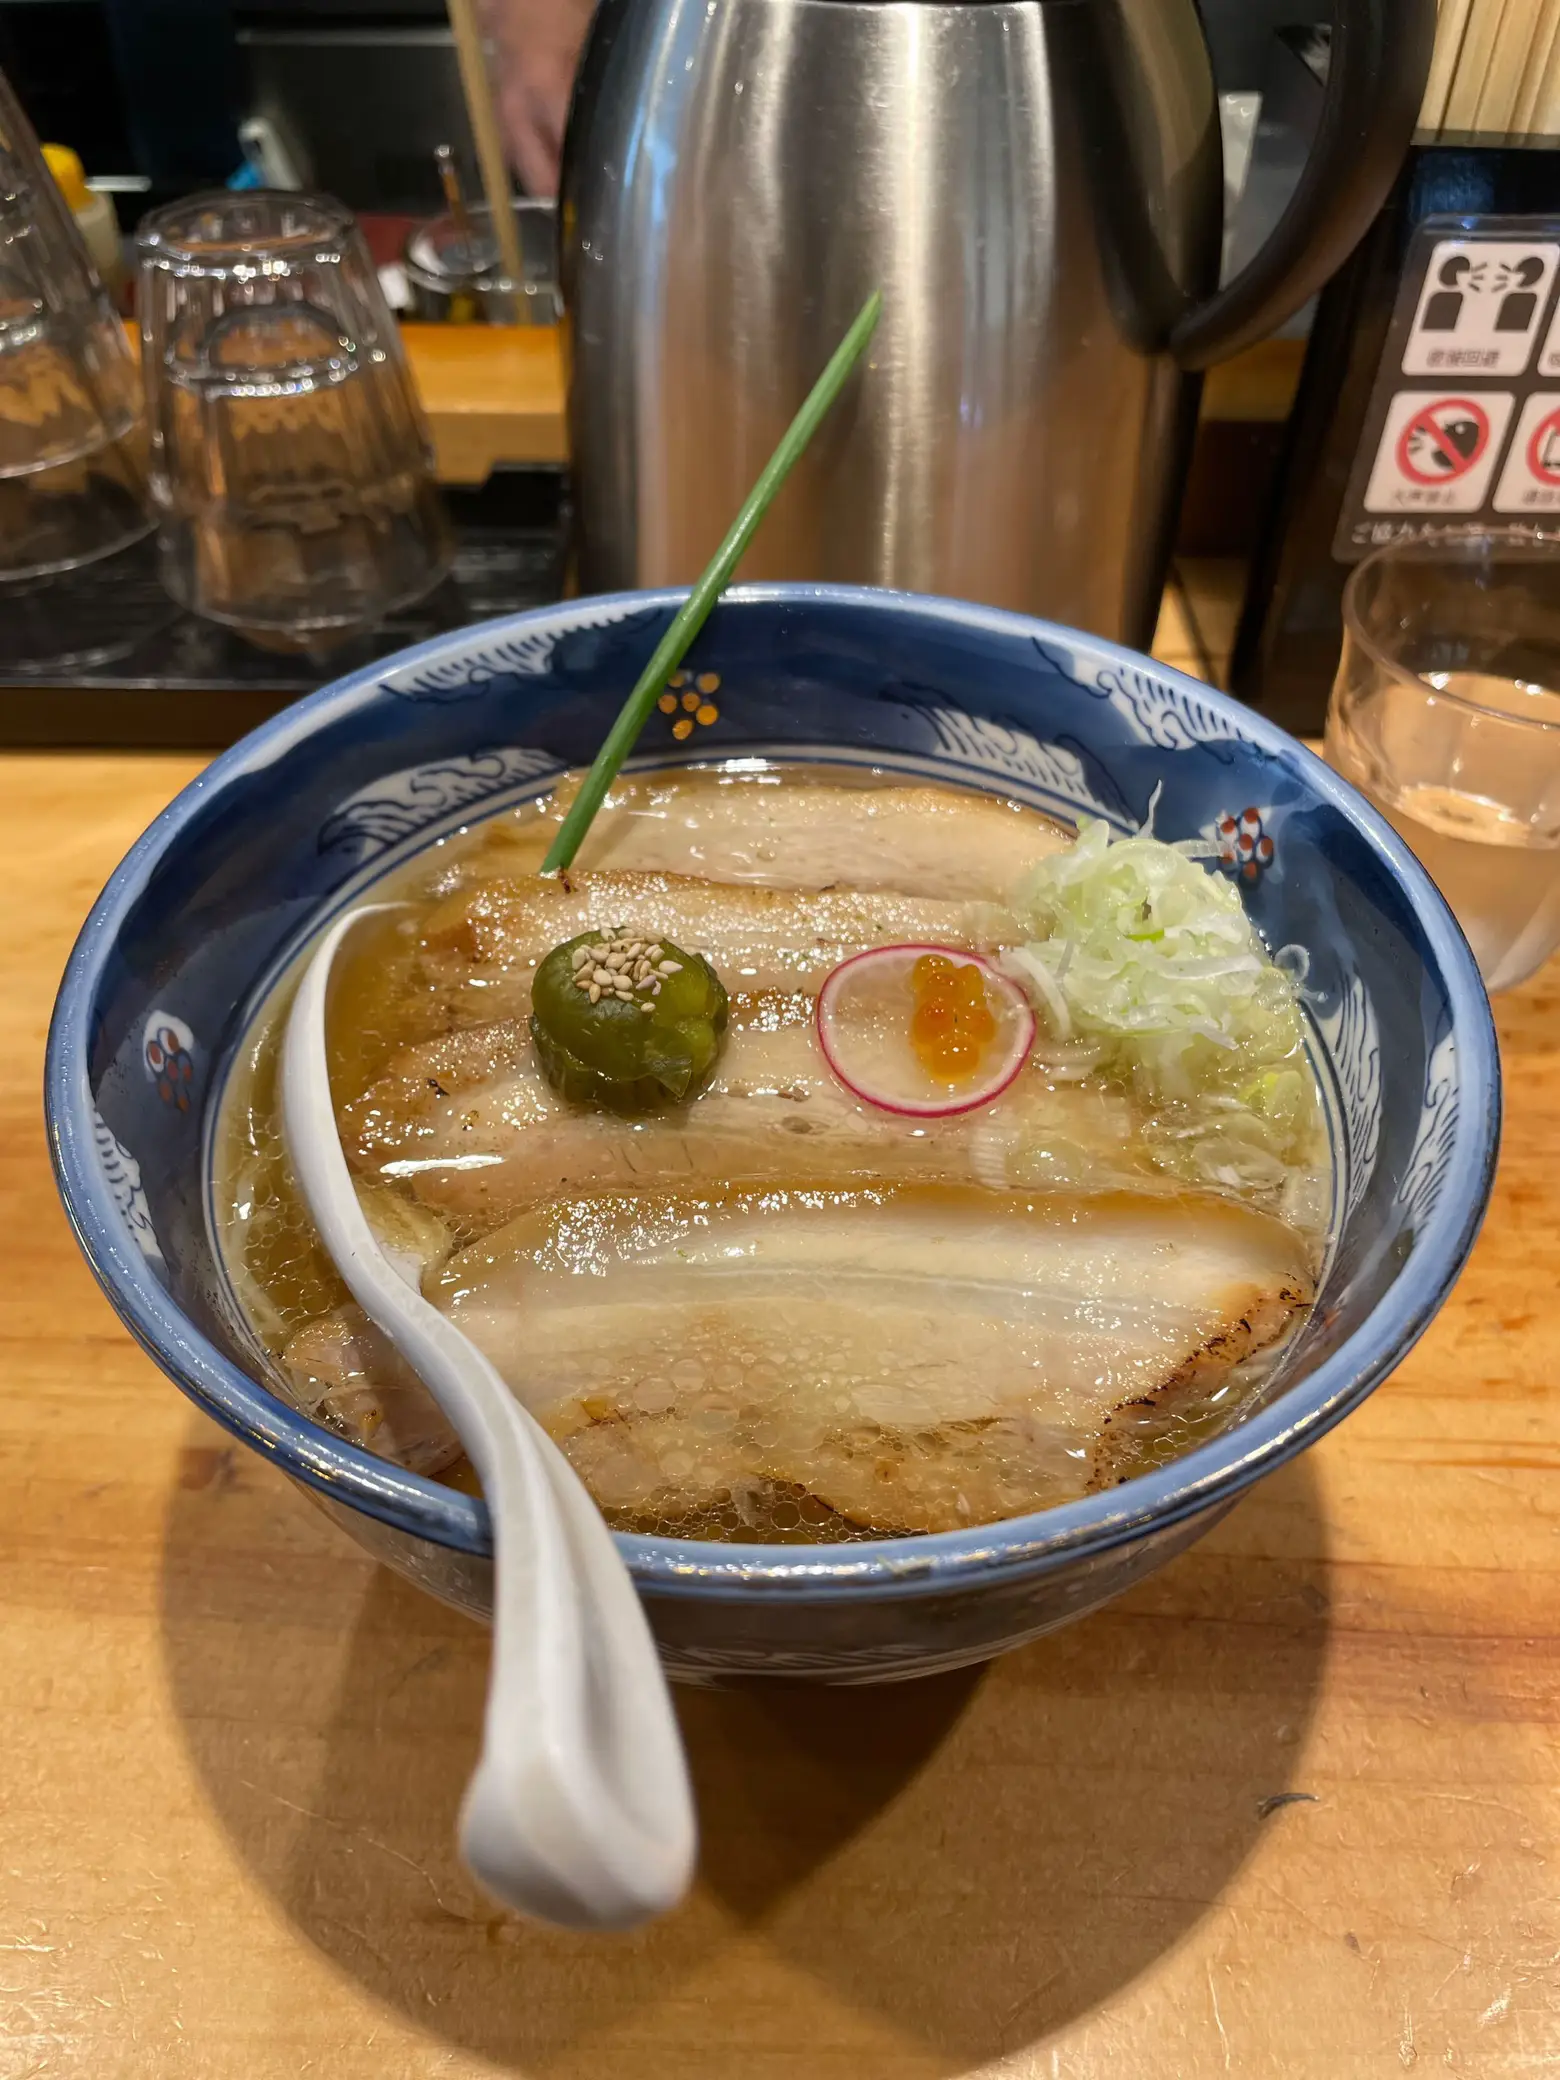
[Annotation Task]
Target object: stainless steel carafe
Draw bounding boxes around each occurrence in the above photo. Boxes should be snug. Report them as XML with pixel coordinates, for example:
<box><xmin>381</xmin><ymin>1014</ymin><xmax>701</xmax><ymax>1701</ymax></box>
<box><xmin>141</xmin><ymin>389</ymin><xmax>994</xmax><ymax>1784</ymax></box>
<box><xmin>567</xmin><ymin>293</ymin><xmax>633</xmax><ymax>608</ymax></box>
<box><xmin>562</xmin><ymin>0</ymin><xmax>1433</xmax><ymax>646</ymax></box>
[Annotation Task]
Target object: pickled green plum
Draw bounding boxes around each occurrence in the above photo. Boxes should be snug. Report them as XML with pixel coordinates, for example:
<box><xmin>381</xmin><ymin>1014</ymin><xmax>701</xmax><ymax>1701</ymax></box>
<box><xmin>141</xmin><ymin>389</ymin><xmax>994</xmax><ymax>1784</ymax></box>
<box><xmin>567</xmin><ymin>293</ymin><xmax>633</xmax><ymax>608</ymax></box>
<box><xmin>529</xmin><ymin>929</ymin><xmax>728</xmax><ymax>1113</ymax></box>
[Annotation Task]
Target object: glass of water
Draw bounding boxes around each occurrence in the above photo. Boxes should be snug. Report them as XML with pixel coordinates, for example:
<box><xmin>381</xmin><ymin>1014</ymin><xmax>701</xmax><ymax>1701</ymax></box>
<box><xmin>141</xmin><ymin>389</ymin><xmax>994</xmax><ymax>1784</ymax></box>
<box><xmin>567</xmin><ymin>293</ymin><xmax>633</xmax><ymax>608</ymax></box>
<box><xmin>137</xmin><ymin>191</ymin><xmax>451</xmax><ymax>650</ymax></box>
<box><xmin>1327</xmin><ymin>528</ymin><xmax>1560</xmax><ymax>992</ymax></box>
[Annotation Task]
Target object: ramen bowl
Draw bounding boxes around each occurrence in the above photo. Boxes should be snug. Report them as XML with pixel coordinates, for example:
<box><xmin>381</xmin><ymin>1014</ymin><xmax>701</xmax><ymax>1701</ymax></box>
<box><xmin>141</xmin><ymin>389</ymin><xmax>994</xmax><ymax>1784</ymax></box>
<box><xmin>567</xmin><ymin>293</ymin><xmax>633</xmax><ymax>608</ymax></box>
<box><xmin>46</xmin><ymin>587</ymin><xmax>1499</xmax><ymax>1682</ymax></box>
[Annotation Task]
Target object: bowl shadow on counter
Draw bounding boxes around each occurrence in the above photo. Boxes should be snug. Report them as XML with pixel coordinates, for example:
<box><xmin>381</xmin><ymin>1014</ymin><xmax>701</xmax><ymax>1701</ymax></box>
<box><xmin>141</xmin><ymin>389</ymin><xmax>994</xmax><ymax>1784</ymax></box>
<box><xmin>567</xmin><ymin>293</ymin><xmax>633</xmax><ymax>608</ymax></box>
<box><xmin>159</xmin><ymin>1420</ymin><xmax>1332</xmax><ymax>2077</ymax></box>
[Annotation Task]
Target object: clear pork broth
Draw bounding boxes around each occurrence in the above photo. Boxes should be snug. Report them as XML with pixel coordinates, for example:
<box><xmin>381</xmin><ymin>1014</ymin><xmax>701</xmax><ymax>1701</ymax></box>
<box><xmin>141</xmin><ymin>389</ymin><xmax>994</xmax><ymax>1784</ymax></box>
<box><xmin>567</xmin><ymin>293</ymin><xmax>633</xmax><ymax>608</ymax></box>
<box><xmin>214</xmin><ymin>762</ymin><xmax>1330</xmax><ymax>1543</ymax></box>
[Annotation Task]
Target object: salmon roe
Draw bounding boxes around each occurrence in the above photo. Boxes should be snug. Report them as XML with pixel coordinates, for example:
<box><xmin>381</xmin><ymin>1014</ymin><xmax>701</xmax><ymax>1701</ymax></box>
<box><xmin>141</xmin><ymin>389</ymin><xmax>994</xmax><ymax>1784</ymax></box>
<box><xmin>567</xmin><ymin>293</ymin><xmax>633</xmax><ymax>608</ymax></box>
<box><xmin>909</xmin><ymin>953</ymin><xmax>996</xmax><ymax>1083</ymax></box>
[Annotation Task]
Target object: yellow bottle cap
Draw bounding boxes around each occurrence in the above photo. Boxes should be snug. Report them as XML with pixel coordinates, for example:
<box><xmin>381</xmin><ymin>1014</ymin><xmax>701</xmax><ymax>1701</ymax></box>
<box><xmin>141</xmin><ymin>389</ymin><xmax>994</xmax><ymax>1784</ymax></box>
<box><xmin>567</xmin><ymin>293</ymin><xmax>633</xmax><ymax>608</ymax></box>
<box><xmin>42</xmin><ymin>144</ymin><xmax>90</xmax><ymax>213</ymax></box>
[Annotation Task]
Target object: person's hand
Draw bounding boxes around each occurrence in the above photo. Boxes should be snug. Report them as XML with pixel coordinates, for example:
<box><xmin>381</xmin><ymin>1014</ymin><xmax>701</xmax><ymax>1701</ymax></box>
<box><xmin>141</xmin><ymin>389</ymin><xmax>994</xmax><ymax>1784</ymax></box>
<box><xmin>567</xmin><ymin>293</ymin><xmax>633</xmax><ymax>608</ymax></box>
<box><xmin>480</xmin><ymin>0</ymin><xmax>597</xmax><ymax>197</ymax></box>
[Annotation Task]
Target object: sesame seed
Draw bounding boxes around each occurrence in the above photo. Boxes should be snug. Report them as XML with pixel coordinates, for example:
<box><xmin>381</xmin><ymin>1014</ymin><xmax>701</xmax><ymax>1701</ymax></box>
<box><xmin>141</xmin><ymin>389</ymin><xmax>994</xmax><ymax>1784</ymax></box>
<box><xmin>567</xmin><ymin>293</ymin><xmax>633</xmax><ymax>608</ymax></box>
<box><xmin>565</xmin><ymin>929</ymin><xmax>697</xmax><ymax>1006</ymax></box>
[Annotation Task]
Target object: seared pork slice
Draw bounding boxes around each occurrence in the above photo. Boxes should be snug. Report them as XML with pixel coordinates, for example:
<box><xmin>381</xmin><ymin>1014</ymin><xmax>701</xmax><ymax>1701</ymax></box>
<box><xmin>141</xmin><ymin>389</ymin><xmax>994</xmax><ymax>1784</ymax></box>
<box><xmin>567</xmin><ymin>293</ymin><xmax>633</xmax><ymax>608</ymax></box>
<box><xmin>429</xmin><ymin>1186</ymin><xmax>1312</xmax><ymax>1531</ymax></box>
<box><xmin>340</xmin><ymin>1016</ymin><xmax>1158</xmax><ymax>1225</ymax></box>
<box><xmin>412</xmin><ymin>869</ymin><xmax>1018</xmax><ymax>1025</ymax></box>
<box><xmin>559</xmin><ymin>1415</ymin><xmax>770</xmax><ymax>1524</ymax></box>
<box><xmin>465</xmin><ymin>770</ymin><xmax>1069</xmax><ymax>901</ymax></box>
<box><xmin>282</xmin><ymin>1305</ymin><xmax>461</xmax><ymax>1474</ymax></box>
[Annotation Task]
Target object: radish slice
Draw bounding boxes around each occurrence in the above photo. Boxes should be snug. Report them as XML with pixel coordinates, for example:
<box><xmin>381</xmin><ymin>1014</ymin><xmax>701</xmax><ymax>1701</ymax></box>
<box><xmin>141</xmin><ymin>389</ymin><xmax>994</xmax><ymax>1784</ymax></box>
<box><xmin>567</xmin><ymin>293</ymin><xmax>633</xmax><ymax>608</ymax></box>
<box><xmin>815</xmin><ymin>944</ymin><xmax>1036</xmax><ymax>1117</ymax></box>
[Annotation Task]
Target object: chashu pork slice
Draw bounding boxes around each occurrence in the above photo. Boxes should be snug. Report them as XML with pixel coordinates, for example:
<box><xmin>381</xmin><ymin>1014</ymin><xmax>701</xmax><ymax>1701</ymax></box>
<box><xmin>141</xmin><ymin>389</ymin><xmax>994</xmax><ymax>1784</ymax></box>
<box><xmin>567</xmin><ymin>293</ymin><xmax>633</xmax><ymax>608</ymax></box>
<box><xmin>281</xmin><ymin>1305</ymin><xmax>463</xmax><ymax>1475</ymax></box>
<box><xmin>340</xmin><ymin>1014</ymin><xmax>1163</xmax><ymax>1226</ymax></box>
<box><xmin>411</xmin><ymin>869</ymin><xmax>1018</xmax><ymax>1026</ymax></box>
<box><xmin>428</xmin><ymin>1185</ymin><xmax>1312</xmax><ymax>1532</ymax></box>
<box><xmin>463</xmin><ymin>770</ymin><xmax>1070</xmax><ymax>902</ymax></box>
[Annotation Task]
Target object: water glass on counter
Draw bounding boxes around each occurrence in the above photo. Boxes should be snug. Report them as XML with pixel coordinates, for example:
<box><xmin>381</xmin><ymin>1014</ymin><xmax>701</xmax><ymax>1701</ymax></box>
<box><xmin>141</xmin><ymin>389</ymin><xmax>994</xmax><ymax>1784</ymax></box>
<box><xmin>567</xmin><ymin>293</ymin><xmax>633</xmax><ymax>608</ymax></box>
<box><xmin>137</xmin><ymin>191</ymin><xmax>451</xmax><ymax>651</ymax></box>
<box><xmin>1326</xmin><ymin>528</ymin><xmax>1560</xmax><ymax>992</ymax></box>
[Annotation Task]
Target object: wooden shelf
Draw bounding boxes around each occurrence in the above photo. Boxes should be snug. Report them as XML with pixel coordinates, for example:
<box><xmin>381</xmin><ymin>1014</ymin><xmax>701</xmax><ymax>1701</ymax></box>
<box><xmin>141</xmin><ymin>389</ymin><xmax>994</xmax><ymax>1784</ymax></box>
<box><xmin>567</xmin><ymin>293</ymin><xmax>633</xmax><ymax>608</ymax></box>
<box><xmin>398</xmin><ymin>326</ymin><xmax>1303</xmax><ymax>485</ymax></box>
<box><xmin>1200</xmin><ymin>336</ymin><xmax>1307</xmax><ymax>425</ymax></box>
<box><xmin>401</xmin><ymin>322</ymin><xmax>566</xmax><ymax>481</ymax></box>
<box><xmin>125</xmin><ymin>316</ymin><xmax>1301</xmax><ymax>490</ymax></box>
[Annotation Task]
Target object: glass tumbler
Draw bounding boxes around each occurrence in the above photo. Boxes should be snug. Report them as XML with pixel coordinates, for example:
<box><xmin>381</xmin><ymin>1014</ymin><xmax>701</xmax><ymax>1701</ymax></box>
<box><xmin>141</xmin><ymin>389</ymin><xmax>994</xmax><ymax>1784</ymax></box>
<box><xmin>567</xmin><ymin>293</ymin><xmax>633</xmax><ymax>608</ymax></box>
<box><xmin>0</xmin><ymin>64</ymin><xmax>150</xmax><ymax>578</ymax></box>
<box><xmin>1326</xmin><ymin>528</ymin><xmax>1560</xmax><ymax>992</ymax></box>
<box><xmin>137</xmin><ymin>191</ymin><xmax>452</xmax><ymax>649</ymax></box>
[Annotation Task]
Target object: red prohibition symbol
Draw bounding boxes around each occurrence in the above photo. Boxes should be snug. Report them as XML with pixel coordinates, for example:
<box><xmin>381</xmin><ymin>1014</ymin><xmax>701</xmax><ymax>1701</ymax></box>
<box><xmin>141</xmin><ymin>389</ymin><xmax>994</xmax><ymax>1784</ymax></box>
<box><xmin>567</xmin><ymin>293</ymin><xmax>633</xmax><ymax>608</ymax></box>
<box><xmin>1395</xmin><ymin>397</ymin><xmax>1490</xmax><ymax>485</ymax></box>
<box><xmin>1525</xmin><ymin>405</ymin><xmax>1560</xmax><ymax>485</ymax></box>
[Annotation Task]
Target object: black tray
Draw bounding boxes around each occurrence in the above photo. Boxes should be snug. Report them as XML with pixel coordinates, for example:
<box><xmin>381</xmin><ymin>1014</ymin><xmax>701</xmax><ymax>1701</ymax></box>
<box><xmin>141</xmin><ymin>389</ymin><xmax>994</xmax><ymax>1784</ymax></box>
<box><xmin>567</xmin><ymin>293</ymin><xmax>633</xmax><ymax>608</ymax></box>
<box><xmin>0</xmin><ymin>469</ymin><xmax>568</xmax><ymax>750</ymax></box>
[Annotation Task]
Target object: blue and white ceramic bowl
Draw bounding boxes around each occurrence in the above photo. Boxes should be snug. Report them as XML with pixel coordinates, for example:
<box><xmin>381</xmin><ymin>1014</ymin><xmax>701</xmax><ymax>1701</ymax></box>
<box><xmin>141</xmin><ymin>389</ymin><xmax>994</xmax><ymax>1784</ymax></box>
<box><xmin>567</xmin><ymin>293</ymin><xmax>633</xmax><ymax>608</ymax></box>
<box><xmin>47</xmin><ymin>587</ymin><xmax>1499</xmax><ymax>1682</ymax></box>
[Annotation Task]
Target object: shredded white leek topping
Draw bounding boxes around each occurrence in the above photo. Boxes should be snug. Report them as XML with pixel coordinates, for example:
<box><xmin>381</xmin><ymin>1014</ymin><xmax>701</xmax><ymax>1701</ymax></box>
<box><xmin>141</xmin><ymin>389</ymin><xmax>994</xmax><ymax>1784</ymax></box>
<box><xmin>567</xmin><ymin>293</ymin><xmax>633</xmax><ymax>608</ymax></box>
<box><xmin>1006</xmin><ymin>818</ymin><xmax>1319</xmax><ymax>1198</ymax></box>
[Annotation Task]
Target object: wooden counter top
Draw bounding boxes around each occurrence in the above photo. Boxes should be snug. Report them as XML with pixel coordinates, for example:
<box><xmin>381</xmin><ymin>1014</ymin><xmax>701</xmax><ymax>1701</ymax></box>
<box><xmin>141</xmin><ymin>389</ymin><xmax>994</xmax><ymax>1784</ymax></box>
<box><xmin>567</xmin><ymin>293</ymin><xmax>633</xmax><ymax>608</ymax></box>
<box><xmin>2</xmin><ymin>750</ymin><xmax>1557</xmax><ymax>2078</ymax></box>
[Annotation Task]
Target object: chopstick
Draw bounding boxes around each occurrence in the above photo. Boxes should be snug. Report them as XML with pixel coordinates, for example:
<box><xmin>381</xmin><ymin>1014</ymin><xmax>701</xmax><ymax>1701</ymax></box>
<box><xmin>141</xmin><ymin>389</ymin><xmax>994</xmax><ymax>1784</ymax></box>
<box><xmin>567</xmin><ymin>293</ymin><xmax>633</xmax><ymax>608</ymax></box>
<box><xmin>445</xmin><ymin>0</ymin><xmax>529</xmax><ymax>297</ymax></box>
<box><xmin>1421</xmin><ymin>0</ymin><xmax>1476</xmax><ymax>131</ymax></box>
<box><xmin>1525</xmin><ymin>0</ymin><xmax>1560</xmax><ymax>132</ymax></box>
<box><xmin>1442</xmin><ymin>0</ymin><xmax>1509</xmax><ymax>132</ymax></box>
<box><xmin>1422</xmin><ymin>0</ymin><xmax>1560</xmax><ymax>138</ymax></box>
<box><xmin>1512</xmin><ymin>0</ymin><xmax>1560</xmax><ymax>131</ymax></box>
<box><xmin>1474</xmin><ymin>0</ymin><xmax>1544</xmax><ymax>133</ymax></box>
<box><xmin>542</xmin><ymin>292</ymin><xmax>884</xmax><ymax>876</ymax></box>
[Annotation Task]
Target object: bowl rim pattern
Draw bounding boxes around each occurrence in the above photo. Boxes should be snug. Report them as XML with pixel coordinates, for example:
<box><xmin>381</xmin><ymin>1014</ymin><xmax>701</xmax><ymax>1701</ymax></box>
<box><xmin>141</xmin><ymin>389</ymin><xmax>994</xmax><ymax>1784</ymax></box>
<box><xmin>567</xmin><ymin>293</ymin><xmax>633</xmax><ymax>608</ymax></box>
<box><xmin>45</xmin><ymin>583</ymin><xmax>1502</xmax><ymax>1598</ymax></box>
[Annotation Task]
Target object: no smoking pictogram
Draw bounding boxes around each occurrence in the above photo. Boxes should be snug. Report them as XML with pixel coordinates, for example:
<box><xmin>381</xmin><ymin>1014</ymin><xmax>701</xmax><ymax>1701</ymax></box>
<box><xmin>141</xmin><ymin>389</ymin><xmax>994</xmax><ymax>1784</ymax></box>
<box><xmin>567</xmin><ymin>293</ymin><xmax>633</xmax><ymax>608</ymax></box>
<box><xmin>1395</xmin><ymin>397</ymin><xmax>1490</xmax><ymax>483</ymax></box>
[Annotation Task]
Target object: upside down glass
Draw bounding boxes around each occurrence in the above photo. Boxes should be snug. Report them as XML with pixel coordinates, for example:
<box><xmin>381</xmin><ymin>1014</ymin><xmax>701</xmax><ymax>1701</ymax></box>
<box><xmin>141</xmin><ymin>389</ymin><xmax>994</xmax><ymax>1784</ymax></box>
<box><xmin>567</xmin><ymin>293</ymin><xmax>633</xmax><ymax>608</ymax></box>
<box><xmin>0</xmin><ymin>64</ymin><xmax>150</xmax><ymax>579</ymax></box>
<box><xmin>1326</xmin><ymin>528</ymin><xmax>1560</xmax><ymax>992</ymax></box>
<box><xmin>137</xmin><ymin>191</ymin><xmax>451</xmax><ymax>649</ymax></box>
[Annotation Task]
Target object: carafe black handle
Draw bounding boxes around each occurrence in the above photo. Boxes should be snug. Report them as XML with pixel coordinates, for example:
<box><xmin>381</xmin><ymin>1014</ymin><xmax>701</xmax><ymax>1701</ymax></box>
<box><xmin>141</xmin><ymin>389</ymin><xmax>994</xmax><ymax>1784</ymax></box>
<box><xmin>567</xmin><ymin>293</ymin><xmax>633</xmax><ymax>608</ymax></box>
<box><xmin>1171</xmin><ymin>0</ymin><xmax>1436</xmax><ymax>370</ymax></box>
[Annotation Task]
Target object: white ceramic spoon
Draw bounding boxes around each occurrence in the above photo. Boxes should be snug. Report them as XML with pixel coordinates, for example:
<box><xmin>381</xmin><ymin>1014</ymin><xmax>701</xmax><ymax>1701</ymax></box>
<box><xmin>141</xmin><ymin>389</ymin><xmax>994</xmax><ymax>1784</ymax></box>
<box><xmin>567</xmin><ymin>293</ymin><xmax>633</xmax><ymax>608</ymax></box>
<box><xmin>281</xmin><ymin>905</ymin><xmax>696</xmax><ymax>1930</ymax></box>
